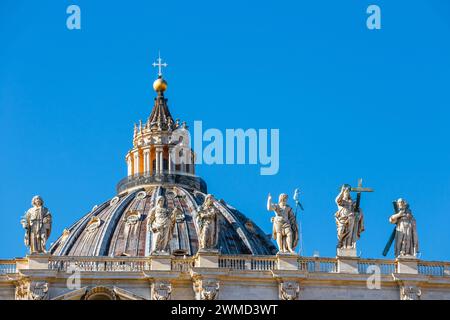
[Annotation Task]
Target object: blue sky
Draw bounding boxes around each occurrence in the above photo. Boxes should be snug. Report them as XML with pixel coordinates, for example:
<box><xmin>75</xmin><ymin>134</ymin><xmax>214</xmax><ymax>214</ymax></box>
<box><xmin>1</xmin><ymin>0</ymin><xmax>449</xmax><ymax>261</ymax></box>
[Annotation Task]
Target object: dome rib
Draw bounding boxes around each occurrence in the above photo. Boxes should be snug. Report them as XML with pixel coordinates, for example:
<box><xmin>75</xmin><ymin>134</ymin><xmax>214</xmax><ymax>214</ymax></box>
<box><xmin>95</xmin><ymin>190</ymin><xmax>140</xmax><ymax>256</ymax></box>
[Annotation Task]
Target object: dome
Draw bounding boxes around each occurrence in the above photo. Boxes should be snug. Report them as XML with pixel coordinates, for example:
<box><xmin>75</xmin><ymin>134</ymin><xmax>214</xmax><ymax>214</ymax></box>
<box><xmin>49</xmin><ymin>56</ymin><xmax>277</xmax><ymax>257</ymax></box>
<box><xmin>50</xmin><ymin>184</ymin><xmax>277</xmax><ymax>256</ymax></box>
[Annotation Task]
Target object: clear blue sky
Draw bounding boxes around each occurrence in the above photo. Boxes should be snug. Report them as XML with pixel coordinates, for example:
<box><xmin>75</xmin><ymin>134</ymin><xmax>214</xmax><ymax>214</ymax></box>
<box><xmin>1</xmin><ymin>0</ymin><xmax>449</xmax><ymax>261</ymax></box>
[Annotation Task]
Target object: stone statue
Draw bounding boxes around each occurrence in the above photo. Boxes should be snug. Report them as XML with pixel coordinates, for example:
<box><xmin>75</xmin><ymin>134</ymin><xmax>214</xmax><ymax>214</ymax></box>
<box><xmin>21</xmin><ymin>196</ymin><xmax>52</xmax><ymax>254</ymax></box>
<box><xmin>389</xmin><ymin>198</ymin><xmax>419</xmax><ymax>258</ymax></box>
<box><xmin>147</xmin><ymin>196</ymin><xmax>177</xmax><ymax>254</ymax></box>
<box><xmin>335</xmin><ymin>185</ymin><xmax>364</xmax><ymax>251</ymax></box>
<box><xmin>267</xmin><ymin>193</ymin><xmax>299</xmax><ymax>254</ymax></box>
<box><xmin>196</xmin><ymin>194</ymin><xmax>219</xmax><ymax>251</ymax></box>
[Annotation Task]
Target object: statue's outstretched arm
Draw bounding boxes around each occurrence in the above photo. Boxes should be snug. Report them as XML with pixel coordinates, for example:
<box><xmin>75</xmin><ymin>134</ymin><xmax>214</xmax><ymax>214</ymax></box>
<box><xmin>267</xmin><ymin>194</ymin><xmax>275</xmax><ymax>211</ymax></box>
<box><xmin>335</xmin><ymin>189</ymin><xmax>344</xmax><ymax>206</ymax></box>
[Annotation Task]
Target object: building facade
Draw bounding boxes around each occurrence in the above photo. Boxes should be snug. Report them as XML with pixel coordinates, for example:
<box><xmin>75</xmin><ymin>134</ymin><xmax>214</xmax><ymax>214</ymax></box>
<box><xmin>1</xmin><ymin>62</ymin><xmax>449</xmax><ymax>300</ymax></box>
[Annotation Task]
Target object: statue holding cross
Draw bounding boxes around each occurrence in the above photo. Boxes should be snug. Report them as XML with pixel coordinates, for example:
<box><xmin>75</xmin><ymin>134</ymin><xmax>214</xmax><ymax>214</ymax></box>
<box><xmin>334</xmin><ymin>179</ymin><xmax>373</xmax><ymax>257</ymax></box>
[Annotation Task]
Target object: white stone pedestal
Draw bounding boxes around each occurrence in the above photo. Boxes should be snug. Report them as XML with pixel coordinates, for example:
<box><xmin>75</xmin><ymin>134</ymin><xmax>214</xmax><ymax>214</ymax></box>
<box><xmin>336</xmin><ymin>247</ymin><xmax>357</xmax><ymax>258</ymax></box>
<box><xmin>337</xmin><ymin>256</ymin><xmax>359</xmax><ymax>274</ymax></box>
<box><xmin>151</xmin><ymin>253</ymin><xmax>172</xmax><ymax>271</ymax></box>
<box><xmin>396</xmin><ymin>256</ymin><xmax>418</xmax><ymax>274</ymax></box>
<box><xmin>27</xmin><ymin>254</ymin><xmax>51</xmax><ymax>270</ymax></box>
<box><xmin>277</xmin><ymin>253</ymin><xmax>299</xmax><ymax>271</ymax></box>
<box><xmin>195</xmin><ymin>249</ymin><xmax>219</xmax><ymax>268</ymax></box>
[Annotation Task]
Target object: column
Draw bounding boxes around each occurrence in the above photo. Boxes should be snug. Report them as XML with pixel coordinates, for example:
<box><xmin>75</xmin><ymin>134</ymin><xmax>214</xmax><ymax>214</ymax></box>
<box><xmin>127</xmin><ymin>155</ymin><xmax>132</xmax><ymax>176</ymax></box>
<box><xmin>155</xmin><ymin>147</ymin><xmax>162</xmax><ymax>175</ymax></box>
<box><xmin>159</xmin><ymin>150</ymin><xmax>164</xmax><ymax>174</ymax></box>
<box><xmin>144</xmin><ymin>149</ymin><xmax>150</xmax><ymax>174</ymax></box>
<box><xmin>168</xmin><ymin>147</ymin><xmax>172</xmax><ymax>174</ymax></box>
<box><xmin>133</xmin><ymin>152</ymin><xmax>139</xmax><ymax>176</ymax></box>
<box><xmin>150</xmin><ymin>147</ymin><xmax>154</xmax><ymax>175</ymax></box>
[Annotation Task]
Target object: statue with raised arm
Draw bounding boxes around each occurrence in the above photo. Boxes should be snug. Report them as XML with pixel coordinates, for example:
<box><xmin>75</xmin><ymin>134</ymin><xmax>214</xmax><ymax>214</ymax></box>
<box><xmin>267</xmin><ymin>193</ymin><xmax>298</xmax><ymax>254</ymax></box>
<box><xmin>196</xmin><ymin>194</ymin><xmax>219</xmax><ymax>251</ymax></box>
<box><xmin>147</xmin><ymin>196</ymin><xmax>177</xmax><ymax>254</ymax></box>
<box><xmin>389</xmin><ymin>198</ymin><xmax>419</xmax><ymax>258</ymax></box>
<box><xmin>21</xmin><ymin>195</ymin><xmax>52</xmax><ymax>254</ymax></box>
<box><xmin>335</xmin><ymin>185</ymin><xmax>365</xmax><ymax>251</ymax></box>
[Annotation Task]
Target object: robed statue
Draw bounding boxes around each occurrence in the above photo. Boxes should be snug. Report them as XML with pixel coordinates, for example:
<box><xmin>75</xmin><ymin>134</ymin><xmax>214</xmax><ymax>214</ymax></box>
<box><xmin>267</xmin><ymin>193</ymin><xmax>298</xmax><ymax>254</ymax></box>
<box><xmin>196</xmin><ymin>194</ymin><xmax>219</xmax><ymax>251</ymax></box>
<box><xmin>389</xmin><ymin>198</ymin><xmax>419</xmax><ymax>257</ymax></box>
<box><xmin>335</xmin><ymin>185</ymin><xmax>365</xmax><ymax>250</ymax></box>
<box><xmin>21</xmin><ymin>196</ymin><xmax>52</xmax><ymax>254</ymax></box>
<box><xmin>147</xmin><ymin>196</ymin><xmax>177</xmax><ymax>254</ymax></box>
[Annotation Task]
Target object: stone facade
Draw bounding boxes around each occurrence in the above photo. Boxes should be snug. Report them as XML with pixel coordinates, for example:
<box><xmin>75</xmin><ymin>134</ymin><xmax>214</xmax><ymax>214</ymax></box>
<box><xmin>1</xmin><ymin>253</ymin><xmax>449</xmax><ymax>300</ymax></box>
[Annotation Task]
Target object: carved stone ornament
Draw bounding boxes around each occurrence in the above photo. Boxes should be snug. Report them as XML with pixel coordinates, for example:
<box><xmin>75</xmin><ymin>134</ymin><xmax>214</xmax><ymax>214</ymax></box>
<box><xmin>194</xmin><ymin>279</ymin><xmax>220</xmax><ymax>300</ymax></box>
<box><xmin>173</xmin><ymin>207</ymin><xmax>185</xmax><ymax>222</ymax></box>
<box><xmin>152</xmin><ymin>281</ymin><xmax>172</xmax><ymax>300</ymax></box>
<box><xmin>15</xmin><ymin>279</ymin><xmax>30</xmax><ymax>300</ymax></box>
<box><xmin>84</xmin><ymin>286</ymin><xmax>117</xmax><ymax>300</ymax></box>
<box><xmin>15</xmin><ymin>280</ymin><xmax>49</xmax><ymax>300</ymax></box>
<box><xmin>60</xmin><ymin>228</ymin><xmax>70</xmax><ymax>243</ymax></box>
<box><xmin>123</xmin><ymin>210</ymin><xmax>141</xmax><ymax>226</ymax></box>
<box><xmin>29</xmin><ymin>282</ymin><xmax>49</xmax><ymax>300</ymax></box>
<box><xmin>136</xmin><ymin>191</ymin><xmax>147</xmax><ymax>200</ymax></box>
<box><xmin>110</xmin><ymin>196</ymin><xmax>120</xmax><ymax>206</ymax></box>
<box><xmin>86</xmin><ymin>216</ymin><xmax>102</xmax><ymax>233</ymax></box>
<box><xmin>400</xmin><ymin>285</ymin><xmax>422</xmax><ymax>300</ymax></box>
<box><xmin>279</xmin><ymin>281</ymin><xmax>300</xmax><ymax>300</ymax></box>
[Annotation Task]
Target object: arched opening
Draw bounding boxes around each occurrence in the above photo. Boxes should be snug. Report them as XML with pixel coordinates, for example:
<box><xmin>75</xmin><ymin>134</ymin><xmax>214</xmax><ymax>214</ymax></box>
<box><xmin>83</xmin><ymin>286</ymin><xmax>117</xmax><ymax>300</ymax></box>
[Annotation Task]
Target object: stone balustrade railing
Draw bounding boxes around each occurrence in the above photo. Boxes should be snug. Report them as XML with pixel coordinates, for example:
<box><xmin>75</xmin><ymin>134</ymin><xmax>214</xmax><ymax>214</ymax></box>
<box><xmin>357</xmin><ymin>258</ymin><xmax>397</xmax><ymax>275</ymax></box>
<box><xmin>299</xmin><ymin>257</ymin><xmax>338</xmax><ymax>272</ymax></box>
<box><xmin>171</xmin><ymin>257</ymin><xmax>196</xmax><ymax>272</ymax></box>
<box><xmin>1</xmin><ymin>255</ymin><xmax>449</xmax><ymax>276</ymax></box>
<box><xmin>0</xmin><ymin>260</ymin><xmax>17</xmax><ymax>274</ymax></box>
<box><xmin>48</xmin><ymin>256</ymin><xmax>151</xmax><ymax>272</ymax></box>
<box><xmin>418</xmin><ymin>261</ymin><xmax>450</xmax><ymax>277</ymax></box>
<box><xmin>218</xmin><ymin>255</ymin><xmax>278</xmax><ymax>271</ymax></box>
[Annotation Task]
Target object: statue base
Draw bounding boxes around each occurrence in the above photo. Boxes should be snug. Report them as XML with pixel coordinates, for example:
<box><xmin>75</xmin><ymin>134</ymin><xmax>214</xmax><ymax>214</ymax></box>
<box><xmin>195</xmin><ymin>249</ymin><xmax>219</xmax><ymax>268</ymax></box>
<box><xmin>27</xmin><ymin>253</ymin><xmax>52</xmax><ymax>270</ymax></box>
<box><xmin>276</xmin><ymin>252</ymin><xmax>299</xmax><ymax>271</ymax></box>
<box><xmin>151</xmin><ymin>253</ymin><xmax>172</xmax><ymax>271</ymax></box>
<box><xmin>336</xmin><ymin>247</ymin><xmax>357</xmax><ymax>258</ymax></box>
<box><xmin>337</xmin><ymin>256</ymin><xmax>359</xmax><ymax>274</ymax></box>
<box><xmin>396</xmin><ymin>256</ymin><xmax>419</xmax><ymax>274</ymax></box>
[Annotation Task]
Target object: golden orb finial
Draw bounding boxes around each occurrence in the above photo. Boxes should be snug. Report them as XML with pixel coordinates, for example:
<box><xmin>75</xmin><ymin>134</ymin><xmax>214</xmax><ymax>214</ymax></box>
<box><xmin>153</xmin><ymin>76</ymin><xmax>168</xmax><ymax>92</ymax></box>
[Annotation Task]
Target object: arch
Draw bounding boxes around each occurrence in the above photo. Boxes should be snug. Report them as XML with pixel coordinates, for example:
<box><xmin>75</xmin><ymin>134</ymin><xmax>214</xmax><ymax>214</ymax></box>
<box><xmin>84</xmin><ymin>286</ymin><xmax>117</xmax><ymax>300</ymax></box>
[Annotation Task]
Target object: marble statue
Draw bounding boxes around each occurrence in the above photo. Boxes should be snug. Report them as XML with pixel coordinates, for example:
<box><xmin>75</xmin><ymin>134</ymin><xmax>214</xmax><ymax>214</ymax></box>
<box><xmin>196</xmin><ymin>194</ymin><xmax>219</xmax><ymax>251</ymax></box>
<box><xmin>21</xmin><ymin>196</ymin><xmax>52</xmax><ymax>254</ymax></box>
<box><xmin>335</xmin><ymin>185</ymin><xmax>364</xmax><ymax>250</ymax></box>
<box><xmin>267</xmin><ymin>193</ymin><xmax>298</xmax><ymax>254</ymax></box>
<box><xmin>389</xmin><ymin>198</ymin><xmax>419</xmax><ymax>257</ymax></box>
<box><xmin>147</xmin><ymin>196</ymin><xmax>177</xmax><ymax>254</ymax></box>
